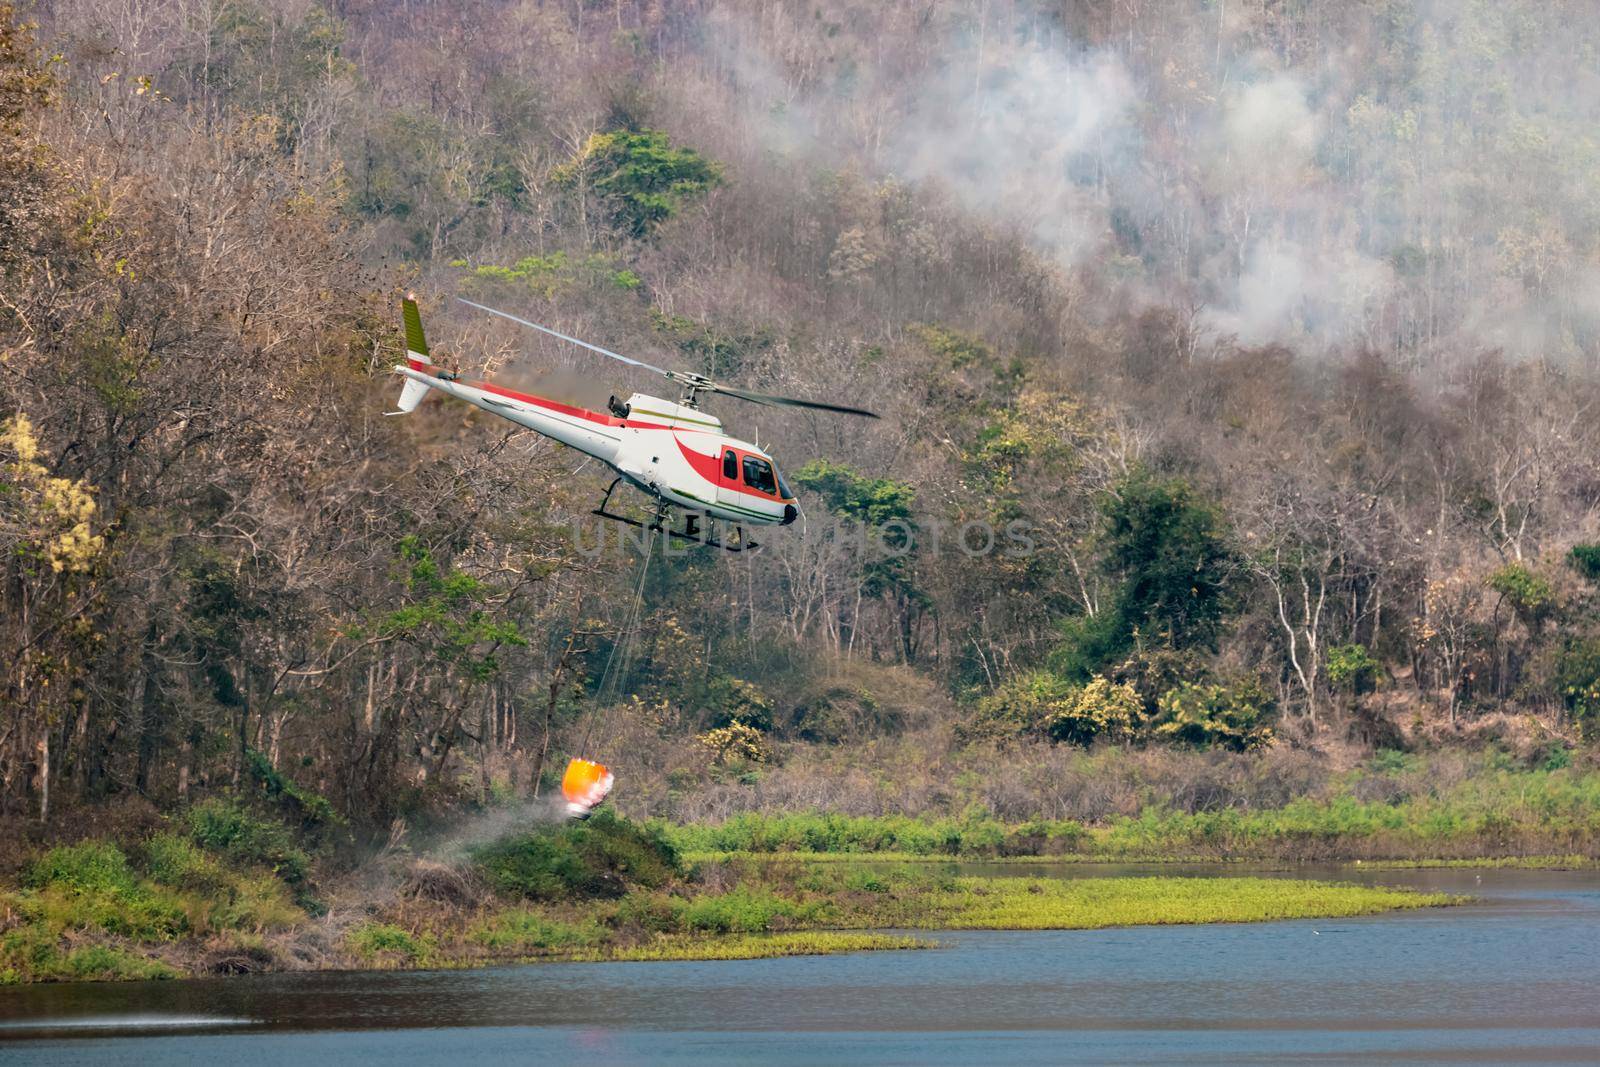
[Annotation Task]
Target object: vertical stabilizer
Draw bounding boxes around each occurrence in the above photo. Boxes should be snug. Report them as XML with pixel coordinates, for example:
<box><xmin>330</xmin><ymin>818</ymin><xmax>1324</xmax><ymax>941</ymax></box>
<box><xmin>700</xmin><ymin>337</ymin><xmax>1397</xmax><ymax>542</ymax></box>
<box><xmin>393</xmin><ymin>294</ymin><xmax>434</xmax><ymax>413</ymax></box>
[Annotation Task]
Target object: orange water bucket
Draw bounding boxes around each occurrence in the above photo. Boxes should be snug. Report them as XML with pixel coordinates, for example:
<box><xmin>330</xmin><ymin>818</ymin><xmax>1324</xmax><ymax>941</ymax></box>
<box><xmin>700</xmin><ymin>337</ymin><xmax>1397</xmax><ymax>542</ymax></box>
<box><xmin>561</xmin><ymin>758</ymin><xmax>614</xmax><ymax>817</ymax></box>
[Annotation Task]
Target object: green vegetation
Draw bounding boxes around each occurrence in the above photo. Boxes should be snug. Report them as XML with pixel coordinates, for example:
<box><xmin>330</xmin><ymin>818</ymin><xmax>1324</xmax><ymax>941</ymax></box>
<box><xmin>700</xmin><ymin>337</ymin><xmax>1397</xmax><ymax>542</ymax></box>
<box><xmin>1554</xmin><ymin>637</ymin><xmax>1600</xmax><ymax>737</ymax></box>
<box><xmin>0</xmin><ymin>804</ymin><xmax>314</xmax><ymax>982</ymax></box>
<box><xmin>1153</xmin><ymin>680</ymin><xmax>1276</xmax><ymax>752</ymax></box>
<box><xmin>471</xmin><ymin>810</ymin><xmax>679</xmax><ymax>900</ymax></box>
<box><xmin>865</xmin><ymin>875</ymin><xmax>1450</xmax><ymax>930</ymax></box>
<box><xmin>338</xmin><ymin>822</ymin><xmax>1452</xmax><ymax>970</ymax></box>
<box><xmin>552</xmin><ymin>128</ymin><xmax>722</xmax><ymax>237</ymax></box>
<box><xmin>1054</xmin><ymin>472</ymin><xmax>1234</xmax><ymax>681</ymax></box>
<box><xmin>188</xmin><ymin>800</ymin><xmax>312</xmax><ymax>886</ymax></box>
<box><xmin>457</xmin><ymin>251</ymin><xmax>642</xmax><ymax>296</ymax></box>
<box><xmin>656</xmin><ymin>763</ymin><xmax>1600</xmax><ymax>862</ymax></box>
<box><xmin>1326</xmin><ymin>644</ymin><xmax>1382</xmax><ymax>695</ymax></box>
<box><xmin>468</xmin><ymin>910</ymin><xmax>606</xmax><ymax>952</ymax></box>
<box><xmin>560</xmin><ymin>933</ymin><xmax>927</xmax><ymax>963</ymax></box>
<box><xmin>1569</xmin><ymin>545</ymin><xmax>1600</xmax><ymax>585</ymax></box>
<box><xmin>348</xmin><ymin>923</ymin><xmax>435</xmax><ymax>967</ymax></box>
<box><xmin>0</xmin><ymin>813</ymin><xmax>1459</xmax><ymax>982</ymax></box>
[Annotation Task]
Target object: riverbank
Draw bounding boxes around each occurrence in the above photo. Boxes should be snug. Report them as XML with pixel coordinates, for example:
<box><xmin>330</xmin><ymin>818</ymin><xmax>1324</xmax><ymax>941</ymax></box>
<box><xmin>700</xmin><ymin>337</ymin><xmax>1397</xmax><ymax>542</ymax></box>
<box><xmin>2</xmin><ymin>867</ymin><xmax>1586</xmax><ymax>1066</ymax></box>
<box><xmin>0</xmin><ymin>812</ymin><xmax>1456</xmax><ymax>984</ymax></box>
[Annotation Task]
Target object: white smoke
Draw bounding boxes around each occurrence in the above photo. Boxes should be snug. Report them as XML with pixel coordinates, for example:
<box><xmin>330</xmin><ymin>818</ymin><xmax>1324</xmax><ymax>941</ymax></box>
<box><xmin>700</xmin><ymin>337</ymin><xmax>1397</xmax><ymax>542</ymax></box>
<box><xmin>890</xmin><ymin>49</ymin><xmax>1139</xmax><ymax>267</ymax></box>
<box><xmin>1218</xmin><ymin>75</ymin><xmax>1320</xmax><ymax>191</ymax></box>
<box><xmin>1207</xmin><ymin>238</ymin><xmax>1393</xmax><ymax>347</ymax></box>
<box><xmin>691</xmin><ymin>4</ymin><xmax>1599</xmax><ymax>359</ymax></box>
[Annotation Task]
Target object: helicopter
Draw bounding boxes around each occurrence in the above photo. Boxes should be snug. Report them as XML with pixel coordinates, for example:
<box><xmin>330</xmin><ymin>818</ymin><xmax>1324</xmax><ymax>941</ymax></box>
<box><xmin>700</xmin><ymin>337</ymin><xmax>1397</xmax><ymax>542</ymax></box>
<box><xmin>389</xmin><ymin>296</ymin><xmax>877</xmax><ymax>550</ymax></box>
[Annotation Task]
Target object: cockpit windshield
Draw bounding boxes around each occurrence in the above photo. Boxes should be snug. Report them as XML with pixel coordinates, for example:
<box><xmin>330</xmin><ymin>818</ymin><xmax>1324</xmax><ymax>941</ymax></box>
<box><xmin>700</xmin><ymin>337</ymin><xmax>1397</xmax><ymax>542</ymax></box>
<box><xmin>742</xmin><ymin>454</ymin><xmax>777</xmax><ymax>495</ymax></box>
<box><xmin>774</xmin><ymin>463</ymin><xmax>793</xmax><ymax>500</ymax></box>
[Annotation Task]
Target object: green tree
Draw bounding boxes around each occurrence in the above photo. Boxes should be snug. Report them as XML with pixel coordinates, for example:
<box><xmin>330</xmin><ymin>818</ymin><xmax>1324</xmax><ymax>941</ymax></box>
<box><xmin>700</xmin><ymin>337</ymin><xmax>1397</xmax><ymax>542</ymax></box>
<box><xmin>1101</xmin><ymin>473</ymin><xmax>1233</xmax><ymax>648</ymax></box>
<box><xmin>1568</xmin><ymin>544</ymin><xmax>1600</xmax><ymax>585</ymax></box>
<box><xmin>1553</xmin><ymin>635</ymin><xmax>1600</xmax><ymax>739</ymax></box>
<box><xmin>1055</xmin><ymin>471</ymin><xmax>1233</xmax><ymax>678</ymax></box>
<box><xmin>1488</xmin><ymin>562</ymin><xmax>1556</xmax><ymax>635</ymax></box>
<box><xmin>1326</xmin><ymin>644</ymin><xmax>1382</xmax><ymax>696</ymax></box>
<box><xmin>554</xmin><ymin>128</ymin><xmax>721</xmax><ymax>238</ymax></box>
<box><xmin>374</xmin><ymin>537</ymin><xmax>527</xmax><ymax>680</ymax></box>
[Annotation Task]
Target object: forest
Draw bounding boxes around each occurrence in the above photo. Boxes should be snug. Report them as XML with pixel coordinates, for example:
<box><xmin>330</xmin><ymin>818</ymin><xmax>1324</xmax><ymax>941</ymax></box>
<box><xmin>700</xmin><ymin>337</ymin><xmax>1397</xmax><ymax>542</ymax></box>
<box><xmin>5</xmin><ymin>0</ymin><xmax>1600</xmax><ymax>837</ymax></box>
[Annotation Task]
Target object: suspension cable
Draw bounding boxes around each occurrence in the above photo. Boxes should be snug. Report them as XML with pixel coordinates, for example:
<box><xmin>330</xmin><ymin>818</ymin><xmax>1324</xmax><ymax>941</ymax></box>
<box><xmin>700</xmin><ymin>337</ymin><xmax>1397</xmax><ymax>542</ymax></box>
<box><xmin>577</xmin><ymin>526</ymin><xmax>656</xmax><ymax>756</ymax></box>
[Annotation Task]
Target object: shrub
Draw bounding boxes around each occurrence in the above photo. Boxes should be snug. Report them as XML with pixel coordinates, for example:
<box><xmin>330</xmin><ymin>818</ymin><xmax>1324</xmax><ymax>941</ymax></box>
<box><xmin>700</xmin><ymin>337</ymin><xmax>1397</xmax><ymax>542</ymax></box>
<box><xmin>698</xmin><ymin>721</ymin><xmax>773</xmax><ymax>765</ymax></box>
<box><xmin>187</xmin><ymin>800</ymin><xmax>310</xmax><ymax>886</ymax></box>
<box><xmin>610</xmin><ymin>892</ymin><xmax>687</xmax><ymax>934</ymax></box>
<box><xmin>681</xmin><ymin>889</ymin><xmax>821</xmax><ymax>934</ymax></box>
<box><xmin>33</xmin><ymin>886</ymin><xmax>188</xmax><ymax>941</ymax></box>
<box><xmin>143</xmin><ymin>826</ymin><xmax>306</xmax><ymax>931</ymax></box>
<box><xmin>1154</xmin><ymin>678</ymin><xmax>1275</xmax><ymax>752</ymax></box>
<box><xmin>0</xmin><ymin>913</ymin><xmax>180</xmax><ymax>983</ymax></box>
<box><xmin>64</xmin><ymin>944</ymin><xmax>178</xmax><ymax>981</ymax></box>
<box><xmin>472</xmin><ymin>812</ymin><xmax>680</xmax><ymax>901</ymax></box>
<box><xmin>23</xmin><ymin>843</ymin><xmax>188</xmax><ymax>941</ymax></box>
<box><xmin>205</xmin><ymin>874</ymin><xmax>304</xmax><ymax>933</ymax></box>
<box><xmin>1109</xmin><ymin>648</ymin><xmax>1211</xmax><ymax>716</ymax></box>
<box><xmin>1047</xmin><ymin>676</ymin><xmax>1140</xmax><ymax>746</ymax></box>
<box><xmin>470</xmin><ymin>910</ymin><xmax>606</xmax><ymax>951</ymax></box>
<box><xmin>703</xmin><ymin>676</ymin><xmax>775</xmax><ymax>733</ymax></box>
<box><xmin>1367</xmin><ymin>748</ymin><xmax>1415</xmax><ymax>775</ymax></box>
<box><xmin>143</xmin><ymin>833</ymin><xmax>229</xmax><ymax>894</ymax></box>
<box><xmin>244</xmin><ymin>748</ymin><xmax>342</xmax><ymax>833</ymax></box>
<box><xmin>24</xmin><ymin>842</ymin><xmax>137</xmax><ymax>895</ymax></box>
<box><xmin>968</xmin><ymin>670</ymin><xmax>1074</xmax><ymax>739</ymax></box>
<box><xmin>348</xmin><ymin>922</ymin><xmax>431</xmax><ymax>964</ymax></box>
<box><xmin>1050</xmin><ymin>611</ymin><xmax>1133</xmax><ymax>685</ymax></box>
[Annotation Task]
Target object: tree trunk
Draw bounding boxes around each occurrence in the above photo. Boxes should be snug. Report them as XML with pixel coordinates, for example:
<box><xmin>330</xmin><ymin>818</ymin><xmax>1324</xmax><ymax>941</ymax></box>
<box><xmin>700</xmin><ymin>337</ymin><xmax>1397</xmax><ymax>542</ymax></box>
<box><xmin>35</xmin><ymin>733</ymin><xmax>49</xmax><ymax>823</ymax></box>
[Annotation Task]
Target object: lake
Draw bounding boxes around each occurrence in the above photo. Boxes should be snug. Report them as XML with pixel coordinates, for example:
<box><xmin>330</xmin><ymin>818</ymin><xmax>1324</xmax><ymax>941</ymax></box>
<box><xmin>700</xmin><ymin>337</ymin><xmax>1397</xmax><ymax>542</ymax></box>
<box><xmin>2</xmin><ymin>866</ymin><xmax>1598</xmax><ymax>1065</ymax></box>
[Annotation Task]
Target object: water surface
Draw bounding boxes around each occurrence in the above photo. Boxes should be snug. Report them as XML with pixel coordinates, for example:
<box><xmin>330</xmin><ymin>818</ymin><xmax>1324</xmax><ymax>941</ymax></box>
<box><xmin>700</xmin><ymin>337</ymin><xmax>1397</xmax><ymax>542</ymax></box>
<box><xmin>2</xmin><ymin>866</ymin><xmax>1597</xmax><ymax>1065</ymax></box>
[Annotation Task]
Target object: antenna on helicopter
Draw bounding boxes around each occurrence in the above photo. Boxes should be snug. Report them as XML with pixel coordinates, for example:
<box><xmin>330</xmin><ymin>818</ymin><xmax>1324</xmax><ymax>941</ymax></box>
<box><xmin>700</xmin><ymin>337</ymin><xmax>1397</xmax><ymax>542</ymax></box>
<box><xmin>457</xmin><ymin>298</ymin><xmax>879</xmax><ymax>419</ymax></box>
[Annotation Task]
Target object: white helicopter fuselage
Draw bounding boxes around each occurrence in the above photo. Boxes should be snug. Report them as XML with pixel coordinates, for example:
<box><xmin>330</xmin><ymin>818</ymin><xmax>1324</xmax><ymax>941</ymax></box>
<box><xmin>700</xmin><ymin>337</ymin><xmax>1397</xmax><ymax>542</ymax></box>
<box><xmin>394</xmin><ymin>360</ymin><xmax>798</xmax><ymax>528</ymax></box>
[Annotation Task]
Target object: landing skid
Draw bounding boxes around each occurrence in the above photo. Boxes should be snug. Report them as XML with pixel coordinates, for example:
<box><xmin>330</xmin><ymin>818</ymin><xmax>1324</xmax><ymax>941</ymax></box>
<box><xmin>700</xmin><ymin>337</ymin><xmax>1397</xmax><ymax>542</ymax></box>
<box><xmin>592</xmin><ymin>479</ymin><xmax>759</xmax><ymax>552</ymax></box>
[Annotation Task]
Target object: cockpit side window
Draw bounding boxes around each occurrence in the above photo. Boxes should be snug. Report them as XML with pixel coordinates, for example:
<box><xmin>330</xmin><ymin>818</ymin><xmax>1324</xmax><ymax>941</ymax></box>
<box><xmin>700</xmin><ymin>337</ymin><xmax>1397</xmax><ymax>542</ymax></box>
<box><xmin>723</xmin><ymin>449</ymin><xmax>738</xmax><ymax>481</ymax></box>
<box><xmin>742</xmin><ymin>455</ymin><xmax>777</xmax><ymax>495</ymax></box>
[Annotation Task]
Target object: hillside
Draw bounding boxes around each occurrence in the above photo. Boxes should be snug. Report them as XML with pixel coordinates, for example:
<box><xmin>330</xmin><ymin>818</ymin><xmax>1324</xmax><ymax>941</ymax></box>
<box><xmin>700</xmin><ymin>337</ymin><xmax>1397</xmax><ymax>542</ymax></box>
<box><xmin>4</xmin><ymin>0</ymin><xmax>1600</xmax><ymax>838</ymax></box>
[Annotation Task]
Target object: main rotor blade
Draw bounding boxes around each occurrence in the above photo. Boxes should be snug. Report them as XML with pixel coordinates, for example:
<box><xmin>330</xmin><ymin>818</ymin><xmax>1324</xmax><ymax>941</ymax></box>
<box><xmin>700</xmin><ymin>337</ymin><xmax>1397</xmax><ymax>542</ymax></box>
<box><xmin>457</xmin><ymin>298</ymin><xmax>672</xmax><ymax>378</ymax></box>
<box><xmin>714</xmin><ymin>385</ymin><xmax>880</xmax><ymax>419</ymax></box>
<box><xmin>458</xmin><ymin>297</ymin><xmax>878</xmax><ymax>418</ymax></box>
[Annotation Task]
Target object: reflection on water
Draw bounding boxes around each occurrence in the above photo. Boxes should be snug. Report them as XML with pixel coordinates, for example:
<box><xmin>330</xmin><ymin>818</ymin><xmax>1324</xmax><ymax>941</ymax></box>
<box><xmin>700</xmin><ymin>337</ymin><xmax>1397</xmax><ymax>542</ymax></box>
<box><xmin>2</xmin><ymin>867</ymin><xmax>1599</xmax><ymax>1065</ymax></box>
<box><xmin>0</xmin><ymin>1015</ymin><xmax>252</xmax><ymax>1032</ymax></box>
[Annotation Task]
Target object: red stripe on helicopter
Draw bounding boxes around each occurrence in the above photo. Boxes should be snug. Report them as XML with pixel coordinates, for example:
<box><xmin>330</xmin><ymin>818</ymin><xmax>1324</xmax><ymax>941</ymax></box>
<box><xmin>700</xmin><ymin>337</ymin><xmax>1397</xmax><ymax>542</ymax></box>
<box><xmin>471</xmin><ymin>380</ymin><xmax>624</xmax><ymax>427</ymax></box>
<box><xmin>675</xmin><ymin>436</ymin><xmax>725</xmax><ymax>483</ymax></box>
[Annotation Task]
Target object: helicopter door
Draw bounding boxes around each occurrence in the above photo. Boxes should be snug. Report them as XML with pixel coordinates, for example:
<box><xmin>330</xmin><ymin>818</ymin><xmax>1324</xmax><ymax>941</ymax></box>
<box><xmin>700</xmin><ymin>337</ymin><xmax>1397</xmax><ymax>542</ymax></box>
<box><xmin>715</xmin><ymin>447</ymin><xmax>741</xmax><ymax>510</ymax></box>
